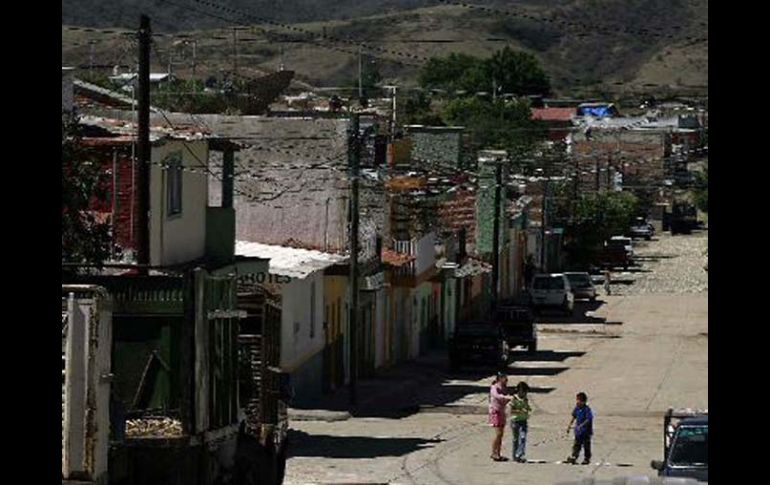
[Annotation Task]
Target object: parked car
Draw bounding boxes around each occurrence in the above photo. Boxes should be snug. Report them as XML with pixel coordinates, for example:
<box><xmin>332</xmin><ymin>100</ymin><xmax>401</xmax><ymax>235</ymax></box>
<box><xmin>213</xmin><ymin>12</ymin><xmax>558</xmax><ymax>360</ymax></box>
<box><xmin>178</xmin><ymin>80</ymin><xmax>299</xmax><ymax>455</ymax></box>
<box><xmin>651</xmin><ymin>408</ymin><xmax>708</xmax><ymax>482</ymax></box>
<box><xmin>597</xmin><ymin>244</ymin><xmax>631</xmax><ymax>270</ymax></box>
<box><xmin>609</xmin><ymin>236</ymin><xmax>634</xmax><ymax>258</ymax></box>
<box><xmin>448</xmin><ymin>321</ymin><xmax>510</xmax><ymax>371</ymax></box>
<box><xmin>530</xmin><ymin>274</ymin><xmax>574</xmax><ymax>315</ymax></box>
<box><xmin>494</xmin><ymin>305</ymin><xmax>537</xmax><ymax>353</ymax></box>
<box><xmin>564</xmin><ymin>272</ymin><xmax>597</xmax><ymax>301</ymax></box>
<box><xmin>630</xmin><ymin>218</ymin><xmax>655</xmax><ymax>240</ymax></box>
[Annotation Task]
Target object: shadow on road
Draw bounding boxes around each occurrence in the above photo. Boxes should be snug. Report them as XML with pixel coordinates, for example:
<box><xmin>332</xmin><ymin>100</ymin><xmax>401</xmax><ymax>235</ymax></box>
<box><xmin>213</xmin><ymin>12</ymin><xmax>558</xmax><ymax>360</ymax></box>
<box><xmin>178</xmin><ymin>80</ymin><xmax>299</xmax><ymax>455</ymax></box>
<box><xmin>510</xmin><ymin>350</ymin><xmax>586</xmax><ymax>362</ymax></box>
<box><xmin>536</xmin><ymin>301</ymin><xmax>620</xmax><ymax>325</ymax></box>
<box><xmin>288</xmin><ymin>429</ymin><xmax>443</xmax><ymax>458</ymax></box>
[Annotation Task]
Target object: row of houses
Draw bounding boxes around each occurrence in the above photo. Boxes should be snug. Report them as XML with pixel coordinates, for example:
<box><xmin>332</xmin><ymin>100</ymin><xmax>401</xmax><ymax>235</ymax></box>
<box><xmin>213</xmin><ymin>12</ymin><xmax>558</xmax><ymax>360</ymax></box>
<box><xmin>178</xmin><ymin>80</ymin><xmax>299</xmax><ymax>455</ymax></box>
<box><xmin>63</xmin><ymin>68</ymin><xmax>543</xmax><ymax>420</ymax></box>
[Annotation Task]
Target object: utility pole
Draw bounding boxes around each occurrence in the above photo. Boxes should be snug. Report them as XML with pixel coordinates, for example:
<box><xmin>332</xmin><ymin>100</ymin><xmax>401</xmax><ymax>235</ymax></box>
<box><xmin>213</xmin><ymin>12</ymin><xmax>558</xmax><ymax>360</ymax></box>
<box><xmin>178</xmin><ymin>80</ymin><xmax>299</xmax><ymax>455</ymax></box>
<box><xmin>187</xmin><ymin>39</ymin><xmax>197</xmax><ymax>77</ymax></box>
<box><xmin>391</xmin><ymin>85</ymin><xmax>397</xmax><ymax>140</ymax></box>
<box><xmin>358</xmin><ymin>45</ymin><xmax>363</xmax><ymax>100</ymax></box>
<box><xmin>136</xmin><ymin>14</ymin><xmax>151</xmax><ymax>272</ymax></box>
<box><xmin>89</xmin><ymin>41</ymin><xmax>95</xmax><ymax>74</ymax></box>
<box><xmin>348</xmin><ymin>113</ymin><xmax>361</xmax><ymax>407</ymax></box>
<box><xmin>491</xmin><ymin>161</ymin><xmax>503</xmax><ymax>313</ymax></box>
<box><xmin>540</xmin><ymin>176</ymin><xmax>549</xmax><ymax>272</ymax></box>
<box><xmin>232</xmin><ymin>27</ymin><xmax>238</xmax><ymax>76</ymax></box>
<box><xmin>595</xmin><ymin>158</ymin><xmax>600</xmax><ymax>192</ymax></box>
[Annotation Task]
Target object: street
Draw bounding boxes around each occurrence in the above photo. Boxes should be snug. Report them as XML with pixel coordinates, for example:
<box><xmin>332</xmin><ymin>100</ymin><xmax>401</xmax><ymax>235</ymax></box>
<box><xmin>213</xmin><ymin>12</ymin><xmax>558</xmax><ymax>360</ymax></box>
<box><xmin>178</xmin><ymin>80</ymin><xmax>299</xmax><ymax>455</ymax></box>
<box><xmin>284</xmin><ymin>232</ymin><xmax>708</xmax><ymax>484</ymax></box>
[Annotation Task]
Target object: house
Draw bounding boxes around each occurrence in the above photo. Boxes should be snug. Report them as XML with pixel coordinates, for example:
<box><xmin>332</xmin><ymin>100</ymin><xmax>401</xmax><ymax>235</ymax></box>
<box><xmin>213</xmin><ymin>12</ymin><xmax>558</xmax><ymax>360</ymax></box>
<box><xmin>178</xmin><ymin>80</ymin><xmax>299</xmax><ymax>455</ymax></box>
<box><xmin>65</xmin><ymin>112</ymin><xmax>275</xmax><ymax>484</ymax></box>
<box><xmin>78</xmin><ymin>115</ymin><xmax>239</xmax><ymax>266</ymax></box>
<box><xmin>531</xmin><ymin>107</ymin><xmax>576</xmax><ymax>142</ymax></box>
<box><xmin>234</xmin><ymin>241</ymin><xmax>347</xmax><ymax>406</ymax></box>
<box><xmin>385</xmin><ymin>233</ymin><xmax>439</xmax><ymax>359</ymax></box>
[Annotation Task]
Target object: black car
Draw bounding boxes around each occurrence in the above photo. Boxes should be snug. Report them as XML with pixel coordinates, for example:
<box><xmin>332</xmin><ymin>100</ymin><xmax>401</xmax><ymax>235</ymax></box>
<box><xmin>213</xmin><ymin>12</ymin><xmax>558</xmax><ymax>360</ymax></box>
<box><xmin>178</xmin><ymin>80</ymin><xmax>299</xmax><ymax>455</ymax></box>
<box><xmin>651</xmin><ymin>409</ymin><xmax>708</xmax><ymax>482</ymax></box>
<box><xmin>494</xmin><ymin>305</ymin><xmax>537</xmax><ymax>353</ymax></box>
<box><xmin>448</xmin><ymin>321</ymin><xmax>510</xmax><ymax>371</ymax></box>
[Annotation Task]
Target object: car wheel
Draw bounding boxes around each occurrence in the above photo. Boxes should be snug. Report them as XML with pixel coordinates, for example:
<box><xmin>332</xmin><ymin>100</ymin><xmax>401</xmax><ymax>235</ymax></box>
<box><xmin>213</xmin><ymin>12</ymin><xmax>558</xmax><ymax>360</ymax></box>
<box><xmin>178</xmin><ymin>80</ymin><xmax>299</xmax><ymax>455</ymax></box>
<box><xmin>589</xmin><ymin>296</ymin><xmax>597</xmax><ymax>302</ymax></box>
<box><xmin>527</xmin><ymin>341</ymin><xmax>537</xmax><ymax>354</ymax></box>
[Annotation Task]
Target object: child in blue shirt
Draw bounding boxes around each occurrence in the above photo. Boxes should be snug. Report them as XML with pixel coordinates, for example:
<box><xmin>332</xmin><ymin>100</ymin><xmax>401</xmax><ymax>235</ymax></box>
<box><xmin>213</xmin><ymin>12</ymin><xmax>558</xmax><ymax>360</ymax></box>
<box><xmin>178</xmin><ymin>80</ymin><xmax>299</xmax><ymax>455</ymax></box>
<box><xmin>565</xmin><ymin>392</ymin><xmax>593</xmax><ymax>465</ymax></box>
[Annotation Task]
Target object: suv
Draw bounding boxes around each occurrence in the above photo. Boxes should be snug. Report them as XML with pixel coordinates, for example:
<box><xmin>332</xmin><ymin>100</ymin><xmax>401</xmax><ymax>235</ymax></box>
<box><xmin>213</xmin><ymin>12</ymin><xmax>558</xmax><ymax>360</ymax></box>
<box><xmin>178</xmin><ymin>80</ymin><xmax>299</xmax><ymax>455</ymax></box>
<box><xmin>564</xmin><ymin>272</ymin><xmax>597</xmax><ymax>302</ymax></box>
<box><xmin>448</xmin><ymin>321</ymin><xmax>510</xmax><ymax>371</ymax></box>
<box><xmin>530</xmin><ymin>274</ymin><xmax>574</xmax><ymax>315</ymax></box>
<box><xmin>494</xmin><ymin>305</ymin><xmax>537</xmax><ymax>353</ymax></box>
<box><xmin>651</xmin><ymin>408</ymin><xmax>708</xmax><ymax>482</ymax></box>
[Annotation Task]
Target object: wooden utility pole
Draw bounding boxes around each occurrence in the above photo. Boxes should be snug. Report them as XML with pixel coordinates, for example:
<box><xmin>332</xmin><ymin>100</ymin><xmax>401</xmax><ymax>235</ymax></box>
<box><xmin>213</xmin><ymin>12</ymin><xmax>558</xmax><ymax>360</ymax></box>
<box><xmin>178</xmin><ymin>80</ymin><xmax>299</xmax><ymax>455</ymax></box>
<box><xmin>358</xmin><ymin>45</ymin><xmax>363</xmax><ymax>100</ymax></box>
<box><xmin>348</xmin><ymin>113</ymin><xmax>361</xmax><ymax>406</ymax></box>
<box><xmin>136</xmin><ymin>14</ymin><xmax>151</xmax><ymax>271</ymax></box>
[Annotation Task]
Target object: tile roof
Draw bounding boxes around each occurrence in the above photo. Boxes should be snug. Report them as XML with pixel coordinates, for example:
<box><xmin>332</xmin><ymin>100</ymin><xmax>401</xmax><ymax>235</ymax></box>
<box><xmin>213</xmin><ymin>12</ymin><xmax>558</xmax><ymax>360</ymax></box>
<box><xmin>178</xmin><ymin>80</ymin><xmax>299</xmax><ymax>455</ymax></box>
<box><xmin>531</xmin><ymin>107</ymin><xmax>576</xmax><ymax>122</ymax></box>
<box><xmin>235</xmin><ymin>241</ymin><xmax>347</xmax><ymax>279</ymax></box>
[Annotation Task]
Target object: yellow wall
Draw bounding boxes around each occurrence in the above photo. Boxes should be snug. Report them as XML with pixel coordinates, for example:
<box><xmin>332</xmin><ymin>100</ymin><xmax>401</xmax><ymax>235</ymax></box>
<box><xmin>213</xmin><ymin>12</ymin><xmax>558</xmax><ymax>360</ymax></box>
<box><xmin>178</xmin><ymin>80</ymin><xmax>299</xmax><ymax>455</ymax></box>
<box><xmin>323</xmin><ymin>275</ymin><xmax>348</xmax><ymax>343</ymax></box>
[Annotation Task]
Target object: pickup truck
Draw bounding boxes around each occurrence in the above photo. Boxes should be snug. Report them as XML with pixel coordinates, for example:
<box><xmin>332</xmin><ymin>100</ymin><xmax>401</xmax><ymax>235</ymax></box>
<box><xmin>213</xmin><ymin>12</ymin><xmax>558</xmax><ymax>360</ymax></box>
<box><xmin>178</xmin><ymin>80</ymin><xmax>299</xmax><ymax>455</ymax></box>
<box><xmin>448</xmin><ymin>321</ymin><xmax>510</xmax><ymax>372</ymax></box>
<box><xmin>651</xmin><ymin>408</ymin><xmax>708</xmax><ymax>482</ymax></box>
<box><xmin>494</xmin><ymin>305</ymin><xmax>537</xmax><ymax>353</ymax></box>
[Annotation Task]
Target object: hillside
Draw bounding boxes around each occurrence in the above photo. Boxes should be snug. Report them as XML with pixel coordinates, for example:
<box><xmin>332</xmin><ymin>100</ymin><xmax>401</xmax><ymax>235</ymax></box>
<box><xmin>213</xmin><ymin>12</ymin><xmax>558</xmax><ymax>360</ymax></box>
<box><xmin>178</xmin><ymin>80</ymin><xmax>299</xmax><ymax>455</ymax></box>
<box><xmin>62</xmin><ymin>0</ymin><xmax>707</xmax><ymax>95</ymax></box>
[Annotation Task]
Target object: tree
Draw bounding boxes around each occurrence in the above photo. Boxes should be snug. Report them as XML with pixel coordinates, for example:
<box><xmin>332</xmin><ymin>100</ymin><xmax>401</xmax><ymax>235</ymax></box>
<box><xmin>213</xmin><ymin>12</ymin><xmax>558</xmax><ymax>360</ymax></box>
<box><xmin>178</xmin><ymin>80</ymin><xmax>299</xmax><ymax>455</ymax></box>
<box><xmin>418</xmin><ymin>48</ymin><xmax>551</xmax><ymax>97</ymax></box>
<box><xmin>551</xmin><ymin>187</ymin><xmax>638</xmax><ymax>268</ymax></box>
<box><xmin>62</xmin><ymin>112</ymin><xmax>114</xmax><ymax>269</ymax></box>
<box><xmin>441</xmin><ymin>96</ymin><xmax>544</xmax><ymax>151</ymax></box>
<box><xmin>484</xmin><ymin>47</ymin><xmax>551</xmax><ymax>97</ymax></box>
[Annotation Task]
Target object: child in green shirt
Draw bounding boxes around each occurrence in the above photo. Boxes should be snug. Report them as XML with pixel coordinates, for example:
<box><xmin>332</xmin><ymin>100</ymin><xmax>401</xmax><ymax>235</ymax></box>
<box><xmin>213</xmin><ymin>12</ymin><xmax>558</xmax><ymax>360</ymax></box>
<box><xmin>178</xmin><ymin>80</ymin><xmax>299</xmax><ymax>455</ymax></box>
<box><xmin>509</xmin><ymin>381</ymin><xmax>531</xmax><ymax>462</ymax></box>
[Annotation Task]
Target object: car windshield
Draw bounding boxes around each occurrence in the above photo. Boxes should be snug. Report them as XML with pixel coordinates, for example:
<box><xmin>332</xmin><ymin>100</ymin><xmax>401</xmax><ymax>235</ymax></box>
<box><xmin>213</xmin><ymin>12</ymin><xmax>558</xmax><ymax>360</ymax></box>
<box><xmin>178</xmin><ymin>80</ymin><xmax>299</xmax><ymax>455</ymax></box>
<box><xmin>669</xmin><ymin>426</ymin><xmax>708</xmax><ymax>466</ymax></box>
<box><xmin>533</xmin><ymin>276</ymin><xmax>564</xmax><ymax>290</ymax></box>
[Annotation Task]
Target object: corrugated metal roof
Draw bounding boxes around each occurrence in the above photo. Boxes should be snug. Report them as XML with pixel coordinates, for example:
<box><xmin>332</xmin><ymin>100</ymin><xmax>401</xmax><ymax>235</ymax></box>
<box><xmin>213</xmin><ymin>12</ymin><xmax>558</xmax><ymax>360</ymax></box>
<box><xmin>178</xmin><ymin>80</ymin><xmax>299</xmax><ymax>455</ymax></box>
<box><xmin>79</xmin><ymin>115</ymin><xmax>212</xmax><ymax>142</ymax></box>
<box><xmin>235</xmin><ymin>241</ymin><xmax>347</xmax><ymax>279</ymax></box>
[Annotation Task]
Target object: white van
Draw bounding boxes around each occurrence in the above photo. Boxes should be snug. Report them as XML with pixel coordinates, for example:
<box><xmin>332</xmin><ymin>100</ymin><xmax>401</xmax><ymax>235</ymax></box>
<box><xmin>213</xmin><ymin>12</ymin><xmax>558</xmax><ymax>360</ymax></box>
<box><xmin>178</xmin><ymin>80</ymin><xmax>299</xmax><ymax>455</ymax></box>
<box><xmin>530</xmin><ymin>274</ymin><xmax>574</xmax><ymax>315</ymax></box>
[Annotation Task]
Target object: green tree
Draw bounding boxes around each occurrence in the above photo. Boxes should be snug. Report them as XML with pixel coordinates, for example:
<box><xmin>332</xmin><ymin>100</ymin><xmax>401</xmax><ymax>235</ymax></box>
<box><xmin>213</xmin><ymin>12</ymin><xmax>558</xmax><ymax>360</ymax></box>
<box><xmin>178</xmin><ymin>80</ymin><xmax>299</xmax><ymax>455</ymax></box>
<box><xmin>441</xmin><ymin>97</ymin><xmax>544</xmax><ymax>151</ymax></box>
<box><xmin>418</xmin><ymin>48</ymin><xmax>551</xmax><ymax>97</ymax></box>
<box><xmin>484</xmin><ymin>47</ymin><xmax>551</xmax><ymax>97</ymax></box>
<box><xmin>62</xmin><ymin>113</ymin><xmax>114</xmax><ymax>268</ymax></box>
<box><xmin>551</xmin><ymin>187</ymin><xmax>638</xmax><ymax>268</ymax></box>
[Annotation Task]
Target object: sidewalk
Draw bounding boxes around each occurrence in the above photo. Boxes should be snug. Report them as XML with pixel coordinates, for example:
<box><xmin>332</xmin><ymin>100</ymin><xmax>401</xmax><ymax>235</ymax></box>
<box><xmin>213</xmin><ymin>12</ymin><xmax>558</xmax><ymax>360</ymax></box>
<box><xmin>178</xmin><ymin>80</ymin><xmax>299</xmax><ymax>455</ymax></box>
<box><xmin>289</xmin><ymin>351</ymin><xmax>449</xmax><ymax>421</ymax></box>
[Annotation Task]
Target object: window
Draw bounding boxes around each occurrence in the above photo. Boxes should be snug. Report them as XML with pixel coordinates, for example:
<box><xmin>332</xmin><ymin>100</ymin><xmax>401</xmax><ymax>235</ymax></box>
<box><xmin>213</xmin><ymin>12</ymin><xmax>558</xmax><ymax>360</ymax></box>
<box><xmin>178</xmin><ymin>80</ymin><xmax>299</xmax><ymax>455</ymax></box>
<box><xmin>165</xmin><ymin>152</ymin><xmax>183</xmax><ymax>217</ymax></box>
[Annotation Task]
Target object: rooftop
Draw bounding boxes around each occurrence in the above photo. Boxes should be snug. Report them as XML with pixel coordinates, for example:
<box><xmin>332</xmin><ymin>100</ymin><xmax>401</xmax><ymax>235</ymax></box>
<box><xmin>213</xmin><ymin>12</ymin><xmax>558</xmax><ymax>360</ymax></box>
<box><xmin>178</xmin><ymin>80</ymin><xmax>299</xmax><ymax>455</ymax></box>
<box><xmin>79</xmin><ymin>115</ymin><xmax>212</xmax><ymax>143</ymax></box>
<box><xmin>235</xmin><ymin>241</ymin><xmax>347</xmax><ymax>279</ymax></box>
<box><xmin>531</xmin><ymin>107</ymin><xmax>576</xmax><ymax>122</ymax></box>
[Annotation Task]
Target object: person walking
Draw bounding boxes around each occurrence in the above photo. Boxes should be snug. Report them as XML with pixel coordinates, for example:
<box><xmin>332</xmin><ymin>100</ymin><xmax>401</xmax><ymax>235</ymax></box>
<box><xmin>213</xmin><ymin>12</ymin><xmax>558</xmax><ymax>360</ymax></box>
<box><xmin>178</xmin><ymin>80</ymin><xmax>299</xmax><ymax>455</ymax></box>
<box><xmin>603</xmin><ymin>270</ymin><xmax>612</xmax><ymax>296</ymax></box>
<box><xmin>509</xmin><ymin>381</ymin><xmax>531</xmax><ymax>463</ymax></box>
<box><xmin>489</xmin><ymin>372</ymin><xmax>513</xmax><ymax>461</ymax></box>
<box><xmin>565</xmin><ymin>392</ymin><xmax>594</xmax><ymax>465</ymax></box>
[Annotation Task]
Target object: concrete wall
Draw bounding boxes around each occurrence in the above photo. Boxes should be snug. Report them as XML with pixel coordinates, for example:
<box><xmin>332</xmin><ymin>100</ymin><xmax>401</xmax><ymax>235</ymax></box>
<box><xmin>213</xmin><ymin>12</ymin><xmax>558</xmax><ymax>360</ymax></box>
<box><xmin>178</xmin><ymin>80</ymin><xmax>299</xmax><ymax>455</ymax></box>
<box><xmin>149</xmin><ymin>140</ymin><xmax>209</xmax><ymax>266</ymax></box>
<box><xmin>280</xmin><ymin>271</ymin><xmax>326</xmax><ymax>374</ymax></box>
<box><xmin>415</xmin><ymin>232</ymin><xmax>437</xmax><ymax>275</ymax></box>
<box><xmin>407</xmin><ymin>127</ymin><xmax>463</xmax><ymax>168</ymax></box>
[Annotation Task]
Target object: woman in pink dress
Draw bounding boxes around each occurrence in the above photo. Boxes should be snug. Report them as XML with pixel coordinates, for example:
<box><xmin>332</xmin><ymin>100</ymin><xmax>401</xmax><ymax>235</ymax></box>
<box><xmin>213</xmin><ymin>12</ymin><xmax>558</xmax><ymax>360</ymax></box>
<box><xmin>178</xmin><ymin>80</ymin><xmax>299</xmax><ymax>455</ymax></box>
<box><xmin>489</xmin><ymin>372</ymin><xmax>513</xmax><ymax>461</ymax></box>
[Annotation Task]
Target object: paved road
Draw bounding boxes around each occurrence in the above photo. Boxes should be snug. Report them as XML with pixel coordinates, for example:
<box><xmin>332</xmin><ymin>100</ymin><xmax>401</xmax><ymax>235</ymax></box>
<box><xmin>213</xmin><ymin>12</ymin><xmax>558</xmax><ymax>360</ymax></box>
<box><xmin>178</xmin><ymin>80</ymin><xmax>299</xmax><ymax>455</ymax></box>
<box><xmin>284</xmin><ymin>234</ymin><xmax>708</xmax><ymax>485</ymax></box>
